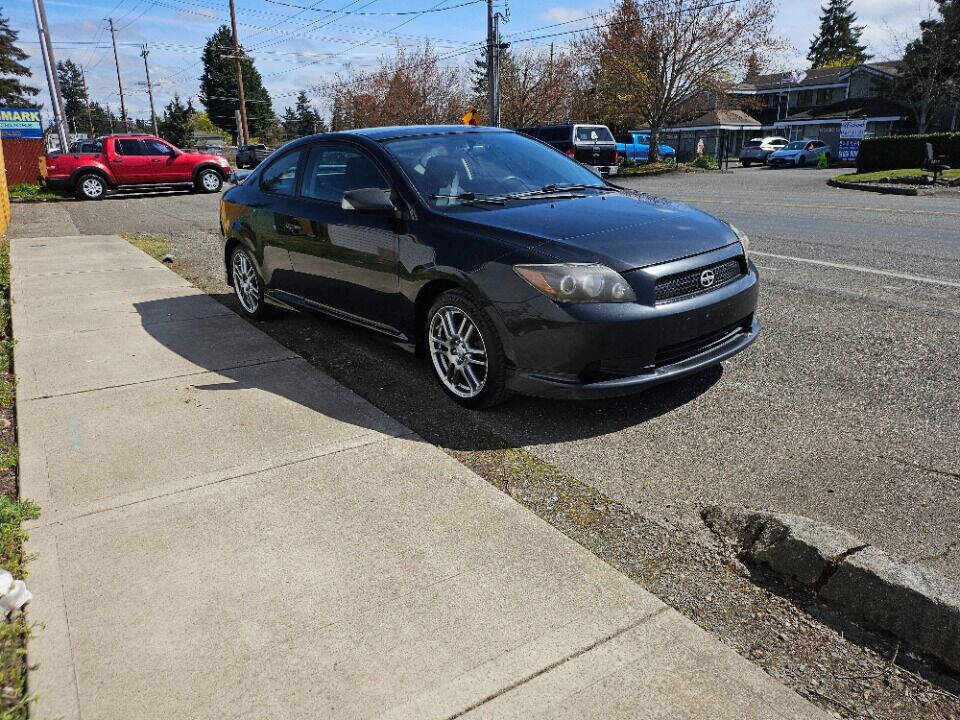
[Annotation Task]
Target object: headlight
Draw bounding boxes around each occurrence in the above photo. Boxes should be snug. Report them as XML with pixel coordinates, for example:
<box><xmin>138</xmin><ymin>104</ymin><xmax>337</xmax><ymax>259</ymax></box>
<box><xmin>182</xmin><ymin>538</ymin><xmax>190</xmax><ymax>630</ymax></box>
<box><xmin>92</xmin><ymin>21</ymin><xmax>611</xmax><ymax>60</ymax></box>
<box><xmin>730</xmin><ymin>225</ymin><xmax>749</xmax><ymax>262</ymax></box>
<box><xmin>514</xmin><ymin>263</ymin><xmax>636</xmax><ymax>303</ymax></box>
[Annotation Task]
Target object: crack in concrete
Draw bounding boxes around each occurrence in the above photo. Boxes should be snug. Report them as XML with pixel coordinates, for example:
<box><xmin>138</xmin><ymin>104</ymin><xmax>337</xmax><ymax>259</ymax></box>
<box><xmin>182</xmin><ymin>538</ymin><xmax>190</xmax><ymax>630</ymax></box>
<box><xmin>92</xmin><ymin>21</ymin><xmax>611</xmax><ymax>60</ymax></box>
<box><xmin>813</xmin><ymin>544</ymin><xmax>871</xmax><ymax>593</ymax></box>
<box><xmin>884</xmin><ymin>456</ymin><xmax>960</xmax><ymax>481</ymax></box>
<box><xmin>441</xmin><ymin>609</ymin><xmax>666</xmax><ymax>720</ymax></box>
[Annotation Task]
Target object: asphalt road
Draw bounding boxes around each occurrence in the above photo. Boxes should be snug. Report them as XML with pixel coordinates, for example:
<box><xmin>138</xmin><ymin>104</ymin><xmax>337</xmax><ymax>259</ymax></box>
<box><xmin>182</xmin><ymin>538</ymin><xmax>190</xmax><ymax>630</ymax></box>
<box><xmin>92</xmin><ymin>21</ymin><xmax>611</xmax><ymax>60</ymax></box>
<box><xmin>41</xmin><ymin>166</ymin><xmax>960</xmax><ymax>584</ymax></box>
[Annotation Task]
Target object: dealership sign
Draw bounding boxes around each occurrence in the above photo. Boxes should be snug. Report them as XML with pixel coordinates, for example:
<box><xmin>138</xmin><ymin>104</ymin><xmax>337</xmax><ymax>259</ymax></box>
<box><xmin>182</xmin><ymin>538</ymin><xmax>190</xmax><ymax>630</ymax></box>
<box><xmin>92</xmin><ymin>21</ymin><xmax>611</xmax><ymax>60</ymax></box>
<box><xmin>0</xmin><ymin>108</ymin><xmax>43</xmax><ymax>139</ymax></box>
<box><xmin>838</xmin><ymin>119</ymin><xmax>867</xmax><ymax>161</ymax></box>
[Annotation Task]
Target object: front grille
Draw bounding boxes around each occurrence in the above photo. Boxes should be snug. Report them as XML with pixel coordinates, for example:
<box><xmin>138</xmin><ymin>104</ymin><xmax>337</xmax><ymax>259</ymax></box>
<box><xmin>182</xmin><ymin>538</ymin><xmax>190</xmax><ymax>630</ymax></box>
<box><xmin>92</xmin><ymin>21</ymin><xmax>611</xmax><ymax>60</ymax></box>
<box><xmin>655</xmin><ymin>258</ymin><xmax>743</xmax><ymax>303</ymax></box>
<box><xmin>654</xmin><ymin>318</ymin><xmax>750</xmax><ymax>367</ymax></box>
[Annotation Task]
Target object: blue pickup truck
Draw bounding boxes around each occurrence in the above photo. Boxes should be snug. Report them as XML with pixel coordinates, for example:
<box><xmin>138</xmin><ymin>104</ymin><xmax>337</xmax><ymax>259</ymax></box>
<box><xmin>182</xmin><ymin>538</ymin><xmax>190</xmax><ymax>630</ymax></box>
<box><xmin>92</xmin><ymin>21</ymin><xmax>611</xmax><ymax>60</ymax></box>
<box><xmin>615</xmin><ymin>132</ymin><xmax>676</xmax><ymax>162</ymax></box>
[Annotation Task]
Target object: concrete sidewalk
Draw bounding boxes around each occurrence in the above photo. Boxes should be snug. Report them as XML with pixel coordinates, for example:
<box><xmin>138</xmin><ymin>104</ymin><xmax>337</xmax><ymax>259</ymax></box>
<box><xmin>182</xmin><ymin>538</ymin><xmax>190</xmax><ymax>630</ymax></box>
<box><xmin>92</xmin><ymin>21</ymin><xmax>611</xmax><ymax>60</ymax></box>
<box><xmin>12</xmin><ymin>232</ymin><xmax>826</xmax><ymax>719</ymax></box>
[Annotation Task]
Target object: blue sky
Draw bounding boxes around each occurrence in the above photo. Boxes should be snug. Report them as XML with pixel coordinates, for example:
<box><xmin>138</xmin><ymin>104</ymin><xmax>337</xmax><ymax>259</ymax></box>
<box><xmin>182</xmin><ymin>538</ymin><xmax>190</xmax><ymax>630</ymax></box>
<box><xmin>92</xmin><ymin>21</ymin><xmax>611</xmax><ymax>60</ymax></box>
<box><xmin>6</xmin><ymin>0</ymin><xmax>930</xmax><ymax>126</ymax></box>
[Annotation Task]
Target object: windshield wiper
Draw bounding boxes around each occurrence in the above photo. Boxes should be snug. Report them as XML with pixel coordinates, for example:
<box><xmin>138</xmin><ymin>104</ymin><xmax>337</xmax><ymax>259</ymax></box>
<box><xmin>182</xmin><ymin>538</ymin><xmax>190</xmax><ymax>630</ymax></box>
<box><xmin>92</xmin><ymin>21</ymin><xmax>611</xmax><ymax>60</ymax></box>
<box><xmin>429</xmin><ymin>192</ymin><xmax>505</xmax><ymax>205</ymax></box>
<box><xmin>504</xmin><ymin>183</ymin><xmax>617</xmax><ymax>199</ymax></box>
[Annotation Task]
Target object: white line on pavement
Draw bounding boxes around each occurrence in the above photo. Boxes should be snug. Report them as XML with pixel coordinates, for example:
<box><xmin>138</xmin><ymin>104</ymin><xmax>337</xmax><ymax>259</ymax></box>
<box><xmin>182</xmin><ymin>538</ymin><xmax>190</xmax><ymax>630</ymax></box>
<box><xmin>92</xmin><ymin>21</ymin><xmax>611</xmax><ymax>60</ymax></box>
<box><xmin>752</xmin><ymin>251</ymin><xmax>960</xmax><ymax>288</ymax></box>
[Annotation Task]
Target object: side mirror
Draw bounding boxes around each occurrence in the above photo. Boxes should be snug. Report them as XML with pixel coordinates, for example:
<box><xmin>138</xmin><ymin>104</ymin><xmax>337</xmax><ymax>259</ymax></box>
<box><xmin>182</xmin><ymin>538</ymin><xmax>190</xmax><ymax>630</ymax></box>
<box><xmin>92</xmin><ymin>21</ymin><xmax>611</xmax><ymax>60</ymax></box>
<box><xmin>342</xmin><ymin>187</ymin><xmax>396</xmax><ymax>212</ymax></box>
<box><xmin>229</xmin><ymin>169</ymin><xmax>251</xmax><ymax>185</ymax></box>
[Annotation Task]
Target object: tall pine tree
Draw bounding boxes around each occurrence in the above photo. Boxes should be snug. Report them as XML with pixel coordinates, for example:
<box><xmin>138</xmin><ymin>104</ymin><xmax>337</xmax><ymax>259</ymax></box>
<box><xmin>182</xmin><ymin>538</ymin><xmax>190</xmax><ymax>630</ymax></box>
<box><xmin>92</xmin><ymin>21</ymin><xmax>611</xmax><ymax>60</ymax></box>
<box><xmin>57</xmin><ymin>60</ymin><xmax>88</xmax><ymax>133</ymax></box>
<box><xmin>807</xmin><ymin>0</ymin><xmax>871</xmax><ymax>67</ymax></box>
<box><xmin>199</xmin><ymin>26</ymin><xmax>274</xmax><ymax>138</ymax></box>
<box><xmin>158</xmin><ymin>94</ymin><xmax>195</xmax><ymax>148</ymax></box>
<box><xmin>0</xmin><ymin>9</ymin><xmax>39</xmax><ymax>105</ymax></box>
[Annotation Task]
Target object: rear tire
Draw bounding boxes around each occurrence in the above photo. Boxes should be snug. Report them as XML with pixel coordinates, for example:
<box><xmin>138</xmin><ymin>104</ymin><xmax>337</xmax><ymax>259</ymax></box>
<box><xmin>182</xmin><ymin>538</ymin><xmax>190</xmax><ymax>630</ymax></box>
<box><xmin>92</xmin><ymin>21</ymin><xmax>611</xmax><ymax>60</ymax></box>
<box><xmin>75</xmin><ymin>173</ymin><xmax>106</xmax><ymax>201</ymax></box>
<box><xmin>426</xmin><ymin>290</ymin><xmax>509</xmax><ymax>408</ymax></box>
<box><xmin>195</xmin><ymin>168</ymin><xmax>223</xmax><ymax>193</ymax></box>
<box><xmin>741</xmin><ymin>160</ymin><xmax>751</xmax><ymax>167</ymax></box>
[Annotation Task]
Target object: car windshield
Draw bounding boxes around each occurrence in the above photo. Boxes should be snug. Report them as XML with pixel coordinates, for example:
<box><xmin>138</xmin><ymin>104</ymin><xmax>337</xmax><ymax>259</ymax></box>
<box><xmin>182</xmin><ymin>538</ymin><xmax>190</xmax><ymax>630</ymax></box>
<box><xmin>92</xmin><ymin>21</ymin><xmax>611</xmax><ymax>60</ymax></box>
<box><xmin>785</xmin><ymin>141</ymin><xmax>807</xmax><ymax>149</ymax></box>
<box><xmin>383</xmin><ymin>131</ymin><xmax>607</xmax><ymax>209</ymax></box>
<box><xmin>575</xmin><ymin>126</ymin><xmax>613</xmax><ymax>142</ymax></box>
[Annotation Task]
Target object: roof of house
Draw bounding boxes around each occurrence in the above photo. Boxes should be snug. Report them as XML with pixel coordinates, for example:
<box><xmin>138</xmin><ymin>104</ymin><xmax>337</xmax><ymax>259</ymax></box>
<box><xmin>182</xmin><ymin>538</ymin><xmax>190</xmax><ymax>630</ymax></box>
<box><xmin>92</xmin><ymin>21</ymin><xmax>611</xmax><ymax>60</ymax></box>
<box><xmin>733</xmin><ymin>61</ymin><xmax>903</xmax><ymax>92</ymax></box>
<box><xmin>777</xmin><ymin>96</ymin><xmax>908</xmax><ymax>123</ymax></box>
<box><xmin>671</xmin><ymin>109</ymin><xmax>762</xmax><ymax>129</ymax></box>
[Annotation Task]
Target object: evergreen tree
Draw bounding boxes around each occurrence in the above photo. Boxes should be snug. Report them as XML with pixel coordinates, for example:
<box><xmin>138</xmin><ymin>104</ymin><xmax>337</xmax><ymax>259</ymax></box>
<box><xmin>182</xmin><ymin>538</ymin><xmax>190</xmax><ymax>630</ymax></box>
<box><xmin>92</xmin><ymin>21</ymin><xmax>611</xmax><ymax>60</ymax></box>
<box><xmin>0</xmin><ymin>9</ymin><xmax>39</xmax><ymax>105</ymax></box>
<box><xmin>280</xmin><ymin>92</ymin><xmax>326</xmax><ymax>137</ymax></box>
<box><xmin>157</xmin><ymin>94</ymin><xmax>195</xmax><ymax>148</ymax></box>
<box><xmin>807</xmin><ymin>0</ymin><xmax>871</xmax><ymax>67</ymax></box>
<box><xmin>199</xmin><ymin>26</ymin><xmax>274</xmax><ymax>138</ymax></box>
<box><xmin>745</xmin><ymin>51</ymin><xmax>763</xmax><ymax>80</ymax></box>
<box><xmin>56</xmin><ymin>59</ymin><xmax>88</xmax><ymax>132</ymax></box>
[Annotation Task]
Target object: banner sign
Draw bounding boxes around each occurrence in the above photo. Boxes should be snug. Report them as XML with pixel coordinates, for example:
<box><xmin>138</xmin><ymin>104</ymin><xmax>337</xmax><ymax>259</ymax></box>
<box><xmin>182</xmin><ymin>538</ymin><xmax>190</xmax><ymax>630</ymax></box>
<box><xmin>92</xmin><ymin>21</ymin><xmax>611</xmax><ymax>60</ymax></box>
<box><xmin>838</xmin><ymin>138</ymin><xmax>861</xmax><ymax>162</ymax></box>
<box><xmin>840</xmin><ymin>119</ymin><xmax>866</xmax><ymax>139</ymax></box>
<box><xmin>0</xmin><ymin>108</ymin><xmax>43</xmax><ymax>139</ymax></box>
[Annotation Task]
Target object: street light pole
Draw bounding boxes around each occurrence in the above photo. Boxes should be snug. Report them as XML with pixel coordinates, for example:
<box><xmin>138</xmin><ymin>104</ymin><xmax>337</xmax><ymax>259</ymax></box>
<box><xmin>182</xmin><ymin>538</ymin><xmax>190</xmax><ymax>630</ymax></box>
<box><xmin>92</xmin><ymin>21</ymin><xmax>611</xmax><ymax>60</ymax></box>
<box><xmin>32</xmin><ymin>0</ymin><xmax>69</xmax><ymax>150</ymax></box>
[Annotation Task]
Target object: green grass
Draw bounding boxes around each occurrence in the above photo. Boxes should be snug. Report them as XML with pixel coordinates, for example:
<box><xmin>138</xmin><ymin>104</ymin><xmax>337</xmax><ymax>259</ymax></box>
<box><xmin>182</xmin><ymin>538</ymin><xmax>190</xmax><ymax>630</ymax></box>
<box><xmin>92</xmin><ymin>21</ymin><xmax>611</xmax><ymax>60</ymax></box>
<box><xmin>122</xmin><ymin>234</ymin><xmax>170</xmax><ymax>261</ymax></box>
<box><xmin>837</xmin><ymin>168</ymin><xmax>960</xmax><ymax>182</ymax></box>
<box><xmin>7</xmin><ymin>184</ymin><xmax>64</xmax><ymax>202</ymax></box>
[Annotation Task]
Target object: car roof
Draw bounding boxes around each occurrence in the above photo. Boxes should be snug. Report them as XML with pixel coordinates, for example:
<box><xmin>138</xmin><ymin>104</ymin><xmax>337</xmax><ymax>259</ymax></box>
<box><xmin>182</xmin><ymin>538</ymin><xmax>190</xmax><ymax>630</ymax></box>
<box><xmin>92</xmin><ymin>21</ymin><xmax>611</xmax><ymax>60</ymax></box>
<box><xmin>339</xmin><ymin>125</ymin><xmax>511</xmax><ymax>141</ymax></box>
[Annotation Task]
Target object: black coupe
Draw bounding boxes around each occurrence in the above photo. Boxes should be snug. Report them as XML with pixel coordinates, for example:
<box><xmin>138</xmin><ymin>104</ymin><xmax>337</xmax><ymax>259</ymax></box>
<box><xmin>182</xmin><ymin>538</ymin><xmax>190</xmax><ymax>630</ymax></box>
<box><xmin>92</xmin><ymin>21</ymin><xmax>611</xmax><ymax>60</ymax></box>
<box><xmin>220</xmin><ymin>125</ymin><xmax>759</xmax><ymax>407</ymax></box>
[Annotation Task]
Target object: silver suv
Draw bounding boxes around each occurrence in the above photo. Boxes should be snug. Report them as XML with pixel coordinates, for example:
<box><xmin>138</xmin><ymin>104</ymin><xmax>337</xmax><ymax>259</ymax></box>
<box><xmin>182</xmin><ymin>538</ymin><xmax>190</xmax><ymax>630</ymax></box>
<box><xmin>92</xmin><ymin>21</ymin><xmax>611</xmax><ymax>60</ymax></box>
<box><xmin>739</xmin><ymin>137</ymin><xmax>789</xmax><ymax>167</ymax></box>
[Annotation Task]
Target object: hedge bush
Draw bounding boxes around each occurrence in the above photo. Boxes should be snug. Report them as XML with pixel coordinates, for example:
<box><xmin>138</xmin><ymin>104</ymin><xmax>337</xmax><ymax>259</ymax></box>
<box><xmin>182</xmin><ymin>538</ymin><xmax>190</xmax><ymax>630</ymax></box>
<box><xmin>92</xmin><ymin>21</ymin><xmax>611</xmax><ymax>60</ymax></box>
<box><xmin>856</xmin><ymin>132</ymin><xmax>960</xmax><ymax>172</ymax></box>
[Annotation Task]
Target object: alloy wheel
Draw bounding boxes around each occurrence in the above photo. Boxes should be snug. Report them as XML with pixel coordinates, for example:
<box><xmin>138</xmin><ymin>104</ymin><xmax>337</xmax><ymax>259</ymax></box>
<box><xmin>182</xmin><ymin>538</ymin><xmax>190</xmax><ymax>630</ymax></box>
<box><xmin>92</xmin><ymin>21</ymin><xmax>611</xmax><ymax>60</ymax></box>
<box><xmin>201</xmin><ymin>170</ymin><xmax>221</xmax><ymax>191</ymax></box>
<box><xmin>428</xmin><ymin>305</ymin><xmax>489</xmax><ymax>398</ymax></box>
<box><xmin>232</xmin><ymin>250</ymin><xmax>260</xmax><ymax>314</ymax></box>
<box><xmin>82</xmin><ymin>177</ymin><xmax>104</xmax><ymax>198</ymax></box>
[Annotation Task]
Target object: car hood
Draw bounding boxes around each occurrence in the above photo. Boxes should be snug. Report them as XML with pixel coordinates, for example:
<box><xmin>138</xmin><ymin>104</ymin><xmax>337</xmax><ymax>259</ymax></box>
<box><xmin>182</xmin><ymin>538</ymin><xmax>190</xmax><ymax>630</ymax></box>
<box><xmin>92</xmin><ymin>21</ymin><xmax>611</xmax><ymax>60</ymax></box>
<box><xmin>454</xmin><ymin>191</ymin><xmax>738</xmax><ymax>271</ymax></box>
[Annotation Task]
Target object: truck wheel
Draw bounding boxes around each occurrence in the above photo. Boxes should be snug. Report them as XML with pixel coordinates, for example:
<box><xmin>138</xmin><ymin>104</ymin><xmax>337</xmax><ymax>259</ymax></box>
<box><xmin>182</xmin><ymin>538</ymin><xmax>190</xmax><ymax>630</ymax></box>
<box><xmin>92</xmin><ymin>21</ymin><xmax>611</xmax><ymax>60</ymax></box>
<box><xmin>195</xmin><ymin>168</ymin><xmax>223</xmax><ymax>193</ymax></box>
<box><xmin>75</xmin><ymin>173</ymin><xmax>106</xmax><ymax>201</ymax></box>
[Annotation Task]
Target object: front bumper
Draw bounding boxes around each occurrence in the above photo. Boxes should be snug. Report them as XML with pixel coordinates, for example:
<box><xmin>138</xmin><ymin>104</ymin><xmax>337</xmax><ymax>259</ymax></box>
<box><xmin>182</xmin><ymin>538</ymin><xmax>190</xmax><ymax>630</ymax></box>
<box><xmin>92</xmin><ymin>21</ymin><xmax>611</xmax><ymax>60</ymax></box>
<box><xmin>766</xmin><ymin>155</ymin><xmax>797</xmax><ymax>166</ymax></box>
<box><xmin>508</xmin><ymin>316</ymin><xmax>759</xmax><ymax>399</ymax></box>
<box><xmin>492</xmin><ymin>249</ymin><xmax>759</xmax><ymax>399</ymax></box>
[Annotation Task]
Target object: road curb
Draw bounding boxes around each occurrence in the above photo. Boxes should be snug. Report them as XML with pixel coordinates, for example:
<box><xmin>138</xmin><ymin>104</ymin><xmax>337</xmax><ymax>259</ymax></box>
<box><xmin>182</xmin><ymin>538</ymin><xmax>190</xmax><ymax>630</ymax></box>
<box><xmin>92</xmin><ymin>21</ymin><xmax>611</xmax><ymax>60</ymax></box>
<box><xmin>827</xmin><ymin>178</ymin><xmax>919</xmax><ymax>195</ymax></box>
<box><xmin>702</xmin><ymin>506</ymin><xmax>960</xmax><ymax>673</ymax></box>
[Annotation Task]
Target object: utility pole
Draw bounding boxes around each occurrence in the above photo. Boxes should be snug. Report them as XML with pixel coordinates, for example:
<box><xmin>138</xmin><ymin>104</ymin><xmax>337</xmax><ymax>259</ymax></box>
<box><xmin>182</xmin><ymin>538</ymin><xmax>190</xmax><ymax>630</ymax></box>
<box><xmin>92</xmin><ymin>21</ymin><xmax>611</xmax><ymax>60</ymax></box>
<box><xmin>227</xmin><ymin>0</ymin><xmax>250</xmax><ymax>144</ymax></box>
<box><xmin>32</xmin><ymin>0</ymin><xmax>69</xmax><ymax>150</ymax></box>
<box><xmin>80</xmin><ymin>66</ymin><xmax>95</xmax><ymax>136</ymax></box>
<box><xmin>108</xmin><ymin>18</ymin><xmax>129</xmax><ymax>131</ymax></box>
<box><xmin>141</xmin><ymin>45</ymin><xmax>159</xmax><ymax>136</ymax></box>
<box><xmin>485</xmin><ymin>0</ymin><xmax>496</xmax><ymax>126</ymax></box>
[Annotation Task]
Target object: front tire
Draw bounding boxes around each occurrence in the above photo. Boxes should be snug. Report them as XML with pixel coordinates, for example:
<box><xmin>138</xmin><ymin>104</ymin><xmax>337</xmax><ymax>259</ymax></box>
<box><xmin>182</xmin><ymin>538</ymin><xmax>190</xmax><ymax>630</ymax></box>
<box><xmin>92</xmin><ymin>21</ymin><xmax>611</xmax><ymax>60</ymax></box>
<box><xmin>740</xmin><ymin>160</ymin><xmax>751</xmax><ymax>167</ymax></box>
<box><xmin>426</xmin><ymin>290</ymin><xmax>509</xmax><ymax>408</ymax></box>
<box><xmin>797</xmin><ymin>155</ymin><xmax>806</xmax><ymax>167</ymax></box>
<box><xmin>75</xmin><ymin>173</ymin><xmax>106</xmax><ymax>200</ymax></box>
<box><xmin>196</xmin><ymin>168</ymin><xmax>223</xmax><ymax>193</ymax></box>
<box><xmin>230</xmin><ymin>246</ymin><xmax>273</xmax><ymax>320</ymax></box>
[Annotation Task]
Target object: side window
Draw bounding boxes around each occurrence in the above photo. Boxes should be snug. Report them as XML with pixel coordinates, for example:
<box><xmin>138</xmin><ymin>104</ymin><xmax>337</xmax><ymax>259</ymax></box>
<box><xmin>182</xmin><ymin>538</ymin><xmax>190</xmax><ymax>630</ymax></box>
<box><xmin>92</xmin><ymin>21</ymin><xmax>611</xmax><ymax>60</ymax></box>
<box><xmin>301</xmin><ymin>146</ymin><xmax>389</xmax><ymax>204</ymax></box>
<box><xmin>260</xmin><ymin>149</ymin><xmax>303</xmax><ymax>195</ymax></box>
<box><xmin>143</xmin><ymin>139</ymin><xmax>174</xmax><ymax>156</ymax></box>
<box><xmin>115</xmin><ymin>139</ymin><xmax>144</xmax><ymax>156</ymax></box>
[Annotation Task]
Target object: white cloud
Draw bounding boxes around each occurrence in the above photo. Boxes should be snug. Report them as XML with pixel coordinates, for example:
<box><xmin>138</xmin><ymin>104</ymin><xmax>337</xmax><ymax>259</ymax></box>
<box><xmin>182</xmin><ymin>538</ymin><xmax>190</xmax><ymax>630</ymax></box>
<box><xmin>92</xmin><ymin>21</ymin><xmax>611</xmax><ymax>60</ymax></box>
<box><xmin>539</xmin><ymin>6</ymin><xmax>591</xmax><ymax>23</ymax></box>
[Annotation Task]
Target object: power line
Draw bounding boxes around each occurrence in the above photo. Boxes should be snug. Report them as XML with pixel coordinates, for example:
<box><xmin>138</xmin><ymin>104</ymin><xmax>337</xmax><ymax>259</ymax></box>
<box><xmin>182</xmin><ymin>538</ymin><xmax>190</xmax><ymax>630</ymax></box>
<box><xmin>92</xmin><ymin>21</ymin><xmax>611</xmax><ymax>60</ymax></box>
<box><xmin>262</xmin><ymin>0</ymin><xmax>484</xmax><ymax>16</ymax></box>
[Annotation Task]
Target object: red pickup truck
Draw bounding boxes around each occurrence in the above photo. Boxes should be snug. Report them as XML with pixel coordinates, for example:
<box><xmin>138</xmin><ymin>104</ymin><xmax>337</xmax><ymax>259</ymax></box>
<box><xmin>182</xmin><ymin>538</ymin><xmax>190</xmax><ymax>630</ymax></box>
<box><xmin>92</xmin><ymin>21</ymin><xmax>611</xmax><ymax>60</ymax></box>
<box><xmin>45</xmin><ymin>134</ymin><xmax>232</xmax><ymax>200</ymax></box>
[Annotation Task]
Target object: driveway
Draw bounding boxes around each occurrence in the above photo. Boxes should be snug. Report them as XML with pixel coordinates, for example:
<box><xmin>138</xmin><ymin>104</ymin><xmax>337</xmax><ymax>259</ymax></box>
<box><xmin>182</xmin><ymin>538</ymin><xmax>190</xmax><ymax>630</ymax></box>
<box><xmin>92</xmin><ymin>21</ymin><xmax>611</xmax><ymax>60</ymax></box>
<box><xmin>21</xmin><ymin>167</ymin><xmax>960</xmax><ymax>585</ymax></box>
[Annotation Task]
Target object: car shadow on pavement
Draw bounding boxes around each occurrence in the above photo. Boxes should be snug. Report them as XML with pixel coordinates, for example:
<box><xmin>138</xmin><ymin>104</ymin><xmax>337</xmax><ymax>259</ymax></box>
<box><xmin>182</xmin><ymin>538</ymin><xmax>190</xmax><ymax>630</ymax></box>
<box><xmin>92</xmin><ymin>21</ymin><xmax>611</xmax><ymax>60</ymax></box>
<box><xmin>136</xmin><ymin>291</ymin><xmax>722</xmax><ymax>452</ymax></box>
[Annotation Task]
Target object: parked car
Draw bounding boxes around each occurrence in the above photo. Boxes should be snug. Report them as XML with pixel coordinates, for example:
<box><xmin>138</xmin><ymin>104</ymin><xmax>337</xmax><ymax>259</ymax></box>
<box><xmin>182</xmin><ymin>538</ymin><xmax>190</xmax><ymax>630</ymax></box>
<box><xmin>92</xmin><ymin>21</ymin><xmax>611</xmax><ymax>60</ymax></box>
<box><xmin>766</xmin><ymin>139</ymin><xmax>831</xmax><ymax>168</ymax></box>
<box><xmin>738</xmin><ymin>136</ymin><xmax>789</xmax><ymax>166</ymax></box>
<box><xmin>44</xmin><ymin>135</ymin><xmax>232</xmax><ymax>200</ymax></box>
<box><xmin>236</xmin><ymin>143</ymin><xmax>272</xmax><ymax>168</ymax></box>
<box><xmin>517</xmin><ymin>123</ymin><xmax>619</xmax><ymax>176</ymax></box>
<box><xmin>615</xmin><ymin>131</ymin><xmax>676</xmax><ymax>162</ymax></box>
<box><xmin>220</xmin><ymin>126</ymin><xmax>759</xmax><ymax>407</ymax></box>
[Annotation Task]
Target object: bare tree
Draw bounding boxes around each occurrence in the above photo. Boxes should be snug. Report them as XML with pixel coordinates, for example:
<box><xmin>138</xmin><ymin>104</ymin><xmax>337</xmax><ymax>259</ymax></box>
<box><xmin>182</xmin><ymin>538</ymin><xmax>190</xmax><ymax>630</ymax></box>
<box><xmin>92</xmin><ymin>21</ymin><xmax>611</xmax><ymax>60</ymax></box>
<box><xmin>578</xmin><ymin>0</ymin><xmax>781</xmax><ymax>161</ymax></box>
<box><xmin>496</xmin><ymin>47</ymin><xmax>582</xmax><ymax>127</ymax></box>
<box><xmin>328</xmin><ymin>43</ymin><xmax>468</xmax><ymax>129</ymax></box>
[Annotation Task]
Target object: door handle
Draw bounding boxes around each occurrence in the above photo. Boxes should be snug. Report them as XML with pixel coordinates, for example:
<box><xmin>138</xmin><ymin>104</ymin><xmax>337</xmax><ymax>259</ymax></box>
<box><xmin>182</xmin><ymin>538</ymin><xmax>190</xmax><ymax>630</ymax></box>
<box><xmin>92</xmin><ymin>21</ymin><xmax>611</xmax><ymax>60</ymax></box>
<box><xmin>151</xmin><ymin>159</ymin><xmax>161</xmax><ymax>163</ymax></box>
